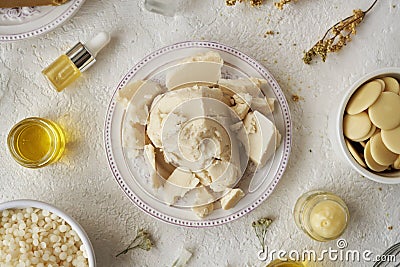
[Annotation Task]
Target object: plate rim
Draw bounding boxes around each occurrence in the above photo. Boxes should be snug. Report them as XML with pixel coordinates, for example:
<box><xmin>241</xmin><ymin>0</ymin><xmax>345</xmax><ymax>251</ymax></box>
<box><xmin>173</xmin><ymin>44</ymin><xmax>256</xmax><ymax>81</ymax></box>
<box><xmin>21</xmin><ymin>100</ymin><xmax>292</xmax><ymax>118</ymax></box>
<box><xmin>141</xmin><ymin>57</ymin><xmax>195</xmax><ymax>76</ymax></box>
<box><xmin>0</xmin><ymin>0</ymin><xmax>85</xmax><ymax>42</ymax></box>
<box><xmin>104</xmin><ymin>41</ymin><xmax>292</xmax><ymax>227</ymax></box>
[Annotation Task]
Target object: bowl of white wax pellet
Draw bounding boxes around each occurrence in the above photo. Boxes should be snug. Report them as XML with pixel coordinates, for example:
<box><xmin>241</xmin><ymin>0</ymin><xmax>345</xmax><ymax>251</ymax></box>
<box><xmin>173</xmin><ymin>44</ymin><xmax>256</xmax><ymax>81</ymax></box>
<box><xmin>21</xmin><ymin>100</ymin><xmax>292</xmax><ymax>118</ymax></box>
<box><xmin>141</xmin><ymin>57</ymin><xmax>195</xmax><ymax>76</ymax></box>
<box><xmin>335</xmin><ymin>68</ymin><xmax>400</xmax><ymax>184</ymax></box>
<box><xmin>0</xmin><ymin>199</ymin><xmax>95</xmax><ymax>267</ymax></box>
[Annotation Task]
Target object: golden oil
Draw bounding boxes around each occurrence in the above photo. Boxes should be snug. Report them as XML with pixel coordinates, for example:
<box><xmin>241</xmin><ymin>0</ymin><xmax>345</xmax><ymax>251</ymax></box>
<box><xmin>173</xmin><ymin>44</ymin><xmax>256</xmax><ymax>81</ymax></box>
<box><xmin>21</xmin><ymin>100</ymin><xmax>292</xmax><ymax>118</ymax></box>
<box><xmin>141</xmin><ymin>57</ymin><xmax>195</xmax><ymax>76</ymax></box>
<box><xmin>42</xmin><ymin>54</ymin><xmax>82</xmax><ymax>92</ymax></box>
<box><xmin>267</xmin><ymin>259</ymin><xmax>307</xmax><ymax>267</ymax></box>
<box><xmin>7</xmin><ymin>117</ymin><xmax>65</xmax><ymax>168</ymax></box>
<box><xmin>42</xmin><ymin>32</ymin><xmax>110</xmax><ymax>92</ymax></box>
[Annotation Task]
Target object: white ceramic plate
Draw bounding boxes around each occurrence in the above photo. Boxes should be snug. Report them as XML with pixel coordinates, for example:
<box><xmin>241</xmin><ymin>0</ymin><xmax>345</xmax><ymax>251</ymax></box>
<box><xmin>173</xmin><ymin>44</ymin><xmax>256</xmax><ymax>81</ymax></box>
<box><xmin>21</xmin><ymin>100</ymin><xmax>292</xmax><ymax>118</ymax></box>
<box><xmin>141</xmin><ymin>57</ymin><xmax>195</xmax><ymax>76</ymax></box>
<box><xmin>105</xmin><ymin>41</ymin><xmax>292</xmax><ymax>227</ymax></box>
<box><xmin>0</xmin><ymin>0</ymin><xmax>85</xmax><ymax>41</ymax></box>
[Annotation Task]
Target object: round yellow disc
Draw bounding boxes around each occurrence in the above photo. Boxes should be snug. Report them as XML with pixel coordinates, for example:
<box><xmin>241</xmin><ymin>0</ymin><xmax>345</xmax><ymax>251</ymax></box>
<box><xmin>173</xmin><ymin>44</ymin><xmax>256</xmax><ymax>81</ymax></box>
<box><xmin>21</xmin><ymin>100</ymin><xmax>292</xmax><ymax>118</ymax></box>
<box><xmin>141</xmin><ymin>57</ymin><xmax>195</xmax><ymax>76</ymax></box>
<box><xmin>345</xmin><ymin>139</ymin><xmax>366</xmax><ymax>168</ymax></box>
<box><xmin>370</xmin><ymin>133</ymin><xmax>398</xmax><ymax>166</ymax></box>
<box><xmin>382</xmin><ymin>77</ymin><xmax>400</xmax><ymax>94</ymax></box>
<box><xmin>369</xmin><ymin>92</ymin><xmax>400</xmax><ymax>130</ymax></box>
<box><xmin>374</xmin><ymin>79</ymin><xmax>386</xmax><ymax>91</ymax></box>
<box><xmin>393</xmin><ymin>156</ymin><xmax>400</xmax><ymax>170</ymax></box>
<box><xmin>353</xmin><ymin>124</ymin><xmax>376</xmax><ymax>142</ymax></box>
<box><xmin>381</xmin><ymin>125</ymin><xmax>400</xmax><ymax>154</ymax></box>
<box><xmin>364</xmin><ymin>141</ymin><xmax>388</xmax><ymax>172</ymax></box>
<box><xmin>346</xmin><ymin>81</ymin><xmax>383</xmax><ymax>115</ymax></box>
<box><xmin>343</xmin><ymin>112</ymin><xmax>372</xmax><ymax>141</ymax></box>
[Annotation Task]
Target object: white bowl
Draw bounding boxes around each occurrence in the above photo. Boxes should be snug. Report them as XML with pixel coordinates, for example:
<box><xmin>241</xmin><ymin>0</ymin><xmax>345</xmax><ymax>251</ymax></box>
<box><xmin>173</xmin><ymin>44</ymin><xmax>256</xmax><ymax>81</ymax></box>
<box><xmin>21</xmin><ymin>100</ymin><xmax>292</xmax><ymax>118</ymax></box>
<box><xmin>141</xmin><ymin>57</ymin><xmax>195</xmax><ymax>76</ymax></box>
<box><xmin>105</xmin><ymin>41</ymin><xmax>292</xmax><ymax>227</ymax></box>
<box><xmin>0</xmin><ymin>199</ymin><xmax>96</xmax><ymax>266</ymax></box>
<box><xmin>335</xmin><ymin>67</ymin><xmax>400</xmax><ymax>184</ymax></box>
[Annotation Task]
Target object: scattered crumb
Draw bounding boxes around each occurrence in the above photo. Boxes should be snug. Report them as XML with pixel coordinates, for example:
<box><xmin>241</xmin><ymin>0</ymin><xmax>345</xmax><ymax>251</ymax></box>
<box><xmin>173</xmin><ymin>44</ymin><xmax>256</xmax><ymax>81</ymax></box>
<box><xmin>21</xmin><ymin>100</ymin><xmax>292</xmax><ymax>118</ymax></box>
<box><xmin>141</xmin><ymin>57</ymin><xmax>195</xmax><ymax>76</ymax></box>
<box><xmin>309</xmin><ymin>149</ymin><xmax>312</xmax><ymax>153</ymax></box>
<box><xmin>293</xmin><ymin>44</ymin><xmax>297</xmax><ymax>46</ymax></box>
<box><xmin>274</xmin><ymin>60</ymin><xmax>278</xmax><ymax>64</ymax></box>
<box><xmin>278</xmin><ymin>43</ymin><xmax>282</xmax><ymax>46</ymax></box>
<box><xmin>388</xmin><ymin>226</ymin><xmax>393</xmax><ymax>230</ymax></box>
<box><xmin>264</xmin><ymin>30</ymin><xmax>275</xmax><ymax>37</ymax></box>
<box><xmin>378</xmin><ymin>187</ymin><xmax>382</xmax><ymax>191</ymax></box>
<box><xmin>291</xmin><ymin>94</ymin><xmax>304</xmax><ymax>102</ymax></box>
<box><xmin>393</xmin><ymin>5</ymin><xmax>396</xmax><ymax>8</ymax></box>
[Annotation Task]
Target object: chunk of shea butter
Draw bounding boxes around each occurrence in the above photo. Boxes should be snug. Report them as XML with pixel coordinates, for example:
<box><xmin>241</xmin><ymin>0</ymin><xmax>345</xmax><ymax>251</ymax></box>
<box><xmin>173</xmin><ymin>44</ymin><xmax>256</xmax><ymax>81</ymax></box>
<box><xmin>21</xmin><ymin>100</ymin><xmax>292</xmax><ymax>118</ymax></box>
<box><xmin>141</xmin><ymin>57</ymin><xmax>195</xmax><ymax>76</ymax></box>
<box><xmin>123</xmin><ymin>122</ymin><xmax>145</xmax><ymax>149</ymax></box>
<box><xmin>191</xmin><ymin>187</ymin><xmax>215</xmax><ymax>218</ymax></box>
<box><xmin>208</xmin><ymin>160</ymin><xmax>238</xmax><ymax>192</ymax></box>
<box><xmin>147</xmin><ymin>86</ymin><xmax>225</xmax><ymax>148</ymax></box>
<box><xmin>218</xmin><ymin>77</ymin><xmax>266</xmax><ymax>97</ymax></box>
<box><xmin>144</xmin><ymin>144</ymin><xmax>163</xmax><ymax>189</ymax></box>
<box><xmin>243</xmin><ymin>111</ymin><xmax>281</xmax><ymax>167</ymax></box>
<box><xmin>118</xmin><ymin>80</ymin><xmax>164</xmax><ymax>125</ymax></box>
<box><xmin>166</xmin><ymin>51</ymin><xmax>223</xmax><ymax>89</ymax></box>
<box><xmin>230</xmin><ymin>93</ymin><xmax>252</xmax><ymax>120</ymax></box>
<box><xmin>251</xmin><ymin>97</ymin><xmax>275</xmax><ymax>117</ymax></box>
<box><xmin>174</xmin><ymin>118</ymin><xmax>231</xmax><ymax>171</ymax></box>
<box><xmin>163</xmin><ymin>168</ymin><xmax>199</xmax><ymax>205</ymax></box>
<box><xmin>309</xmin><ymin>200</ymin><xmax>348</xmax><ymax>239</ymax></box>
<box><xmin>220</xmin><ymin>188</ymin><xmax>245</xmax><ymax>210</ymax></box>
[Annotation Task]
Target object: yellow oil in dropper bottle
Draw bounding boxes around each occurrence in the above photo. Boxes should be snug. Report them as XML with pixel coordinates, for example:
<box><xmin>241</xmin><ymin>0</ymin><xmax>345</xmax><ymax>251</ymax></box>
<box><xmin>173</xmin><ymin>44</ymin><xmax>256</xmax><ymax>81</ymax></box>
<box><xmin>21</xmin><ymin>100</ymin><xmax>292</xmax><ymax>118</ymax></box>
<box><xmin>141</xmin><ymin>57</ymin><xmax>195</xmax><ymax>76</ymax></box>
<box><xmin>7</xmin><ymin>117</ymin><xmax>65</xmax><ymax>168</ymax></box>
<box><xmin>42</xmin><ymin>32</ymin><xmax>110</xmax><ymax>92</ymax></box>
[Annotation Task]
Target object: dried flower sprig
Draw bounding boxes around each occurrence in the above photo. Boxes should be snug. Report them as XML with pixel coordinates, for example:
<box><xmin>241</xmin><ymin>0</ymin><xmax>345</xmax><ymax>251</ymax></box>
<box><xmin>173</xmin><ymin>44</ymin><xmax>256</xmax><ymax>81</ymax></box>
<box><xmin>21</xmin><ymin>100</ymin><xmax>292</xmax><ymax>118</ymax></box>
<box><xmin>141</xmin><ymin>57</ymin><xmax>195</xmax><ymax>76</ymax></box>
<box><xmin>274</xmin><ymin>0</ymin><xmax>297</xmax><ymax>10</ymax></box>
<box><xmin>116</xmin><ymin>229</ymin><xmax>154</xmax><ymax>257</ymax></box>
<box><xmin>303</xmin><ymin>0</ymin><xmax>379</xmax><ymax>64</ymax></box>
<box><xmin>226</xmin><ymin>0</ymin><xmax>264</xmax><ymax>7</ymax></box>
<box><xmin>252</xmin><ymin>217</ymin><xmax>273</xmax><ymax>253</ymax></box>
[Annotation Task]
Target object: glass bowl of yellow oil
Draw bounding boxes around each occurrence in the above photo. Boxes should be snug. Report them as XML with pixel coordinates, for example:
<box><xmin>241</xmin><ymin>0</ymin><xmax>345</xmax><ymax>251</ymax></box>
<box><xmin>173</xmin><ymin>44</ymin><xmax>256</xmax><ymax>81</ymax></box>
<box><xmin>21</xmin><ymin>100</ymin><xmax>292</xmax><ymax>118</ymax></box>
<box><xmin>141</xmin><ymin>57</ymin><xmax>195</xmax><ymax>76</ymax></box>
<box><xmin>267</xmin><ymin>259</ymin><xmax>308</xmax><ymax>267</ymax></box>
<box><xmin>7</xmin><ymin>117</ymin><xmax>65</xmax><ymax>168</ymax></box>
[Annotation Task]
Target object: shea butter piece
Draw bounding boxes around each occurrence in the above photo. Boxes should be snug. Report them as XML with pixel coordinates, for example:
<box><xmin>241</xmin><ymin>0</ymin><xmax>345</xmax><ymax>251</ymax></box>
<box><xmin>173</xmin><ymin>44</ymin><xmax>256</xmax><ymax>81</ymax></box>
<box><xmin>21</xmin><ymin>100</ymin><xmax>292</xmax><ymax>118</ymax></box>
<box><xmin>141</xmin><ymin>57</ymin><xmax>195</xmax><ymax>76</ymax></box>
<box><xmin>382</xmin><ymin>77</ymin><xmax>400</xmax><ymax>94</ymax></box>
<box><xmin>166</xmin><ymin>52</ymin><xmax>223</xmax><ymax>89</ymax></box>
<box><xmin>218</xmin><ymin>77</ymin><xmax>265</xmax><ymax>97</ymax></box>
<box><xmin>147</xmin><ymin>86</ymin><xmax>218</xmax><ymax>148</ymax></box>
<box><xmin>230</xmin><ymin>93</ymin><xmax>252</xmax><ymax>120</ymax></box>
<box><xmin>251</xmin><ymin>97</ymin><xmax>275</xmax><ymax>116</ymax></box>
<box><xmin>220</xmin><ymin>188</ymin><xmax>245</xmax><ymax>210</ymax></box>
<box><xmin>208</xmin><ymin>161</ymin><xmax>238</xmax><ymax>192</ymax></box>
<box><xmin>123</xmin><ymin>122</ymin><xmax>145</xmax><ymax>150</ymax></box>
<box><xmin>144</xmin><ymin>144</ymin><xmax>163</xmax><ymax>189</ymax></box>
<box><xmin>191</xmin><ymin>187</ymin><xmax>215</xmax><ymax>218</ymax></box>
<box><xmin>194</xmin><ymin>171</ymin><xmax>212</xmax><ymax>186</ymax></box>
<box><xmin>343</xmin><ymin>112</ymin><xmax>372</xmax><ymax>141</ymax></box>
<box><xmin>119</xmin><ymin>80</ymin><xmax>164</xmax><ymax>125</ymax></box>
<box><xmin>163</xmin><ymin>168</ymin><xmax>199</xmax><ymax>205</ymax></box>
<box><xmin>243</xmin><ymin>111</ymin><xmax>281</xmax><ymax>167</ymax></box>
<box><xmin>369</xmin><ymin>92</ymin><xmax>400</xmax><ymax>130</ymax></box>
<box><xmin>346</xmin><ymin>80</ymin><xmax>382</xmax><ymax>115</ymax></box>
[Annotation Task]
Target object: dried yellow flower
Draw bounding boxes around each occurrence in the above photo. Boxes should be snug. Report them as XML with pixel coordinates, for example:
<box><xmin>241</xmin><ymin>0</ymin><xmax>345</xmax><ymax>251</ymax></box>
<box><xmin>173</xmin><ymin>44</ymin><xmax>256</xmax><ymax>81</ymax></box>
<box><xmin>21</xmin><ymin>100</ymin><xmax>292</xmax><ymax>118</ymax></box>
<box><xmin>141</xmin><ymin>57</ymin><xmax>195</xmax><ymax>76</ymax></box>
<box><xmin>303</xmin><ymin>0</ymin><xmax>378</xmax><ymax>64</ymax></box>
<box><xmin>274</xmin><ymin>0</ymin><xmax>296</xmax><ymax>10</ymax></box>
<box><xmin>226</xmin><ymin>0</ymin><xmax>264</xmax><ymax>7</ymax></box>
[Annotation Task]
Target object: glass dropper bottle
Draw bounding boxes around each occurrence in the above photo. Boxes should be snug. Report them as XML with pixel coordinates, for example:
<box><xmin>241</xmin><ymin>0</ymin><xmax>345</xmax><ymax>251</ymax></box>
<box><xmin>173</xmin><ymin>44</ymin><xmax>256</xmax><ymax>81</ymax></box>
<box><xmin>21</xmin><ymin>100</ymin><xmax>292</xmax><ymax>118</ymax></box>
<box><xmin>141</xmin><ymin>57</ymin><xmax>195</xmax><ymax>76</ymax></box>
<box><xmin>42</xmin><ymin>32</ymin><xmax>110</xmax><ymax>92</ymax></box>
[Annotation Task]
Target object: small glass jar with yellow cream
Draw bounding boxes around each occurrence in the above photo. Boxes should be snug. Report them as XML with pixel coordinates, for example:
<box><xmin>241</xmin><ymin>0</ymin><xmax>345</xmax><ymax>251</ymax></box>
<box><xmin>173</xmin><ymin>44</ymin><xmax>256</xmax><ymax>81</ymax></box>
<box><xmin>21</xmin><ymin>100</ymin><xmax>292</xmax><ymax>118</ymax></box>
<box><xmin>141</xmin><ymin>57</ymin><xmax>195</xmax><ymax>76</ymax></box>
<box><xmin>293</xmin><ymin>191</ymin><xmax>350</xmax><ymax>242</ymax></box>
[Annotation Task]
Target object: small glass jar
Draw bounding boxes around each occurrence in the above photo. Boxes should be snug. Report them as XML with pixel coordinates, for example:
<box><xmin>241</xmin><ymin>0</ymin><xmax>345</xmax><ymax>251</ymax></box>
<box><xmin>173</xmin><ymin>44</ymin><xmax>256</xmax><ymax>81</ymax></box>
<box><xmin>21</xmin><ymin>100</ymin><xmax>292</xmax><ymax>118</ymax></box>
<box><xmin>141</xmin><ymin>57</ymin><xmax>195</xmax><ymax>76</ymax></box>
<box><xmin>7</xmin><ymin>117</ymin><xmax>65</xmax><ymax>168</ymax></box>
<box><xmin>294</xmin><ymin>191</ymin><xmax>350</xmax><ymax>242</ymax></box>
<box><xmin>144</xmin><ymin>0</ymin><xmax>179</xmax><ymax>16</ymax></box>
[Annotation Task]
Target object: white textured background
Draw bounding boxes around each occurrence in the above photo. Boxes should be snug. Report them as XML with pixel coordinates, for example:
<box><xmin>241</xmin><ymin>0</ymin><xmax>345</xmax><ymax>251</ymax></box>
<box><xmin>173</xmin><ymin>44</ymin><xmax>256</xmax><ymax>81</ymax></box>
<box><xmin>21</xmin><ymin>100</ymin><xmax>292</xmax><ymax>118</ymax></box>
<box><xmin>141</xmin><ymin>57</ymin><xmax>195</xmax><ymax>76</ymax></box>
<box><xmin>1</xmin><ymin>0</ymin><xmax>399</xmax><ymax>266</ymax></box>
